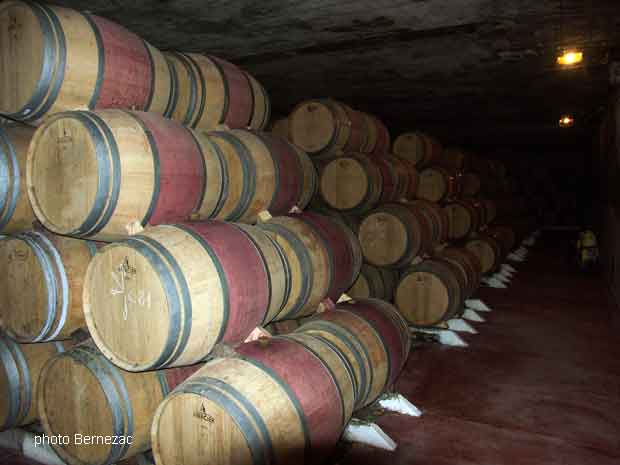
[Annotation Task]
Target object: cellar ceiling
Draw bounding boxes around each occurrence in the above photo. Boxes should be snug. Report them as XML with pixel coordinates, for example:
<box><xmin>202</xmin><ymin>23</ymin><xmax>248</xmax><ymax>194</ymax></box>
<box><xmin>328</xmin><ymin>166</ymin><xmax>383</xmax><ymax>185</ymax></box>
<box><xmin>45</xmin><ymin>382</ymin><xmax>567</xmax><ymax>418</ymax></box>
<box><xmin>52</xmin><ymin>0</ymin><xmax>620</xmax><ymax>154</ymax></box>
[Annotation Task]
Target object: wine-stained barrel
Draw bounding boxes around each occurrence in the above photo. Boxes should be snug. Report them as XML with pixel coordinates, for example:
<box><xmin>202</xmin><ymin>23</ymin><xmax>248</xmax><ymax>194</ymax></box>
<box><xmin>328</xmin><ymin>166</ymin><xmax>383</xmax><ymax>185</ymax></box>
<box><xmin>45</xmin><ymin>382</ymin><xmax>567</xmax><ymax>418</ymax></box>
<box><xmin>416</xmin><ymin>166</ymin><xmax>458</xmax><ymax>202</ymax></box>
<box><xmin>358</xmin><ymin>203</ymin><xmax>432</xmax><ymax>268</ymax></box>
<box><xmin>465</xmin><ymin>234</ymin><xmax>503</xmax><ymax>274</ymax></box>
<box><xmin>152</xmin><ymin>336</ymin><xmax>346</xmax><ymax>465</ymax></box>
<box><xmin>0</xmin><ymin>231</ymin><xmax>95</xmax><ymax>342</ymax></box>
<box><xmin>395</xmin><ymin>258</ymin><xmax>465</xmax><ymax>327</ymax></box>
<box><xmin>318</xmin><ymin>153</ymin><xmax>383</xmax><ymax>214</ymax></box>
<box><xmin>200</xmin><ymin>129</ymin><xmax>316</xmax><ymax>223</ymax></box>
<box><xmin>393</xmin><ymin>132</ymin><xmax>441</xmax><ymax>167</ymax></box>
<box><xmin>439</xmin><ymin>247</ymin><xmax>482</xmax><ymax>298</ymax></box>
<box><xmin>302</xmin><ymin>299</ymin><xmax>409</xmax><ymax>408</ymax></box>
<box><xmin>165</xmin><ymin>53</ymin><xmax>255</xmax><ymax>130</ymax></box>
<box><xmin>27</xmin><ymin>110</ymin><xmax>205</xmax><ymax>241</ymax></box>
<box><xmin>38</xmin><ymin>342</ymin><xmax>201</xmax><ymax>465</ymax></box>
<box><xmin>258</xmin><ymin>216</ymin><xmax>330</xmax><ymax>320</ymax></box>
<box><xmin>296</xmin><ymin>212</ymin><xmax>362</xmax><ymax>302</ymax></box>
<box><xmin>0</xmin><ymin>124</ymin><xmax>36</xmax><ymax>233</ymax></box>
<box><xmin>374</xmin><ymin>156</ymin><xmax>410</xmax><ymax>202</ymax></box>
<box><xmin>0</xmin><ymin>1</ymin><xmax>167</xmax><ymax>123</ymax></box>
<box><xmin>246</xmin><ymin>72</ymin><xmax>271</xmax><ymax>130</ymax></box>
<box><xmin>0</xmin><ymin>336</ymin><xmax>66</xmax><ymax>430</ymax></box>
<box><xmin>443</xmin><ymin>200</ymin><xmax>476</xmax><ymax>240</ymax></box>
<box><xmin>369</xmin><ymin>116</ymin><xmax>391</xmax><ymax>156</ymax></box>
<box><xmin>409</xmin><ymin>199</ymin><xmax>449</xmax><ymax>246</ymax></box>
<box><xmin>347</xmin><ymin>264</ymin><xmax>398</xmax><ymax>301</ymax></box>
<box><xmin>83</xmin><ymin>222</ymin><xmax>279</xmax><ymax>371</ymax></box>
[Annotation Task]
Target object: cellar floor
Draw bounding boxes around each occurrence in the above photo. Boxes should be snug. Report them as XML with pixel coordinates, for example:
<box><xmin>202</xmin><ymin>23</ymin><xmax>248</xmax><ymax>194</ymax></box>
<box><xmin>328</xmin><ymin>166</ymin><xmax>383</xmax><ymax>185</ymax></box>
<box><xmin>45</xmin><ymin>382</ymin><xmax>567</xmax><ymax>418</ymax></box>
<box><xmin>340</xmin><ymin>231</ymin><xmax>620</xmax><ymax>465</ymax></box>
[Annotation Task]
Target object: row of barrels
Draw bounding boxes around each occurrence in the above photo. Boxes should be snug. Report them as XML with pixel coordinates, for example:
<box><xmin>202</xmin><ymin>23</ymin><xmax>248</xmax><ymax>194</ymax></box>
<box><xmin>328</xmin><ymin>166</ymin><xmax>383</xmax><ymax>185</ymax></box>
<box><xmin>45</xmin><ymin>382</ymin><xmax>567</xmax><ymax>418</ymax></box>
<box><xmin>2</xmin><ymin>299</ymin><xmax>409</xmax><ymax>465</ymax></box>
<box><xmin>0</xmin><ymin>212</ymin><xmax>362</xmax><ymax>360</ymax></box>
<box><xmin>1</xmin><ymin>110</ymin><xmax>317</xmax><ymax>238</ymax></box>
<box><xmin>0</xmin><ymin>1</ymin><xmax>269</xmax><ymax>130</ymax></box>
<box><xmin>273</xmin><ymin>99</ymin><xmax>391</xmax><ymax>157</ymax></box>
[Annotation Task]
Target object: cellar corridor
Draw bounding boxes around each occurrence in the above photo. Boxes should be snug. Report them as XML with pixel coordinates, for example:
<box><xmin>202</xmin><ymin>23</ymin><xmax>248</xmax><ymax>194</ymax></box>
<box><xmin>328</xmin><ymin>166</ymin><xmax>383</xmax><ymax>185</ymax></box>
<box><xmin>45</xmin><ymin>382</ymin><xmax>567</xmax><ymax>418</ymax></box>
<box><xmin>341</xmin><ymin>231</ymin><xmax>620</xmax><ymax>465</ymax></box>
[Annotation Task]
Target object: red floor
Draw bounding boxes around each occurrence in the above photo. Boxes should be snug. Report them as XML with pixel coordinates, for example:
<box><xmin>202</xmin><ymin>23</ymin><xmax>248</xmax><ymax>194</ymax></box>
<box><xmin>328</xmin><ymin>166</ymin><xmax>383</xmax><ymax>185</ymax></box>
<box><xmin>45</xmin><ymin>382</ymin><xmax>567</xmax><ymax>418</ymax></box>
<box><xmin>342</xmin><ymin>232</ymin><xmax>620</xmax><ymax>465</ymax></box>
<box><xmin>3</xmin><ymin>233</ymin><xmax>619</xmax><ymax>465</ymax></box>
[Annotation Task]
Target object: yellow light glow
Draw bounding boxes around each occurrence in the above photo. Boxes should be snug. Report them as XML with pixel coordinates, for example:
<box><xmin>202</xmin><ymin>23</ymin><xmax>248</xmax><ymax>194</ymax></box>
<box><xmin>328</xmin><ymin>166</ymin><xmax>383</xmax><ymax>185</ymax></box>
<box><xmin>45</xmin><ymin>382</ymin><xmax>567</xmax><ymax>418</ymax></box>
<box><xmin>557</xmin><ymin>51</ymin><xmax>583</xmax><ymax>66</ymax></box>
<box><xmin>559</xmin><ymin>115</ymin><xmax>574</xmax><ymax>127</ymax></box>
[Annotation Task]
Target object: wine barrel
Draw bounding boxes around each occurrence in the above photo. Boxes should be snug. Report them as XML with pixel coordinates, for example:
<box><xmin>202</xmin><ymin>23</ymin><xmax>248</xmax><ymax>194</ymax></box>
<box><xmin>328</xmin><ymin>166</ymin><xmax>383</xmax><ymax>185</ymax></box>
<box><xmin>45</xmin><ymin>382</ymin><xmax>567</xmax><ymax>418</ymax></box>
<box><xmin>465</xmin><ymin>235</ymin><xmax>503</xmax><ymax>274</ymax></box>
<box><xmin>258</xmin><ymin>216</ymin><xmax>330</xmax><ymax>320</ymax></box>
<box><xmin>409</xmin><ymin>199</ymin><xmax>449</xmax><ymax>245</ymax></box>
<box><xmin>0</xmin><ymin>231</ymin><xmax>95</xmax><ymax>342</ymax></box>
<box><xmin>342</xmin><ymin>104</ymin><xmax>368</xmax><ymax>153</ymax></box>
<box><xmin>0</xmin><ymin>335</ymin><xmax>66</xmax><ymax>430</ymax></box>
<box><xmin>444</xmin><ymin>201</ymin><xmax>475</xmax><ymax>240</ymax></box>
<box><xmin>416</xmin><ymin>166</ymin><xmax>458</xmax><ymax>202</ymax></box>
<box><xmin>302</xmin><ymin>299</ymin><xmax>409</xmax><ymax>408</ymax></box>
<box><xmin>246</xmin><ymin>72</ymin><xmax>271</xmax><ymax>130</ymax></box>
<box><xmin>83</xmin><ymin>221</ymin><xmax>283</xmax><ymax>371</ymax></box>
<box><xmin>369</xmin><ymin>116</ymin><xmax>391</xmax><ymax>156</ymax></box>
<box><xmin>346</xmin><ymin>264</ymin><xmax>398</xmax><ymax>301</ymax></box>
<box><xmin>439</xmin><ymin>247</ymin><xmax>482</xmax><ymax>298</ymax></box>
<box><xmin>374</xmin><ymin>156</ymin><xmax>410</xmax><ymax>202</ymax></box>
<box><xmin>296</xmin><ymin>212</ymin><xmax>363</xmax><ymax>301</ymax></box>
<box><xmin>461</xmin><ymin>173</ymin><xmax>481</xmax><ymax>196</ymax></box>
<box><xmin>199</xmin><ymin>129</ymin><xmax>316</xmax><ymax>223</ymax></box>
<box><xmin>396</xmin><ymin>156</ymin><xmax>420</xmax><ymax>200</ymax></box>
<box><xmin>288</xmin><ymin>99</ymin><xmax>353</xmax><ymax>156</ymax></box>
<box><xmin>152</xmin><ymin>336</ymin><xmax>346</xmax><ymax>465</ymax></box>
<box><xmin>307</xmin><ymin>206</ymin><xmax>361</xmax><ymax>236</ymax></box>
<box><xmin>395</xmin><ymin>258</ymin><xmax>465</xmax><ymax>327</ymax></box>
<box><xmin>487</xmin><ymin>225</ymin><xmax>517</xmax><ymax>257</ymax></box>
<box><xmin>165</xmin><ymin>53</ymin><xmax>255</xmax><ymax>130</ymax></box>
<box><xmin>38</xmin><ymin>342</ymin><xmax>201</xmax><ymax>465</ymax></box>
<box><xmin>0</xmin><ymin>2</ymin><xmax>166</xmax><ymax>124</ymax></box>
<box><xmin>481</xmin><ymin>199</ymin><xmax>498</xmax><ymax>224</ymax></box>
<box><xmin>318</xmin><ymin>153</ymin><xmax>382</xmax><ymax>214</ymax></box>
<box><xmin>360</xmin><ymin>111</ymin><xmax>378</xmax><ymax>153</ymax></box>
<box><xmin>358</xmin><ymin>203</ymin><xmax>432</xmax><ymax>268</ymax></box>
<box><xmin>27</xmin><ymin>110</ymin><xmax>205</xmax><ymax>241</ymax></box>
<box><xmin>264</xmin><ymin>317</ymin><xmax>310</xmax><ymax>335</ymax></box>
<box><xmin>393</xmin><ymin>132</ymin><xmax>441</xmax><ymax>167</ymax></box>
<box><xmin>0</xmin><ymin>124</ymin><xmax>36</xmax><ymax>233</ymax></box>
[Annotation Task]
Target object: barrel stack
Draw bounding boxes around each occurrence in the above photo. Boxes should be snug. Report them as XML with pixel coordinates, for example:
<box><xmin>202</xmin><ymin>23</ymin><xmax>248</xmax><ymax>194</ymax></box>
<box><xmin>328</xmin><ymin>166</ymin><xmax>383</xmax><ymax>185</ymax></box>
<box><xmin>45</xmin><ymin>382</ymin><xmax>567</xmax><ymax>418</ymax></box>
<box><xmin>0</xmin><ymin>2</ymin><xmax>538</xmax><ymax>465</ymax></box>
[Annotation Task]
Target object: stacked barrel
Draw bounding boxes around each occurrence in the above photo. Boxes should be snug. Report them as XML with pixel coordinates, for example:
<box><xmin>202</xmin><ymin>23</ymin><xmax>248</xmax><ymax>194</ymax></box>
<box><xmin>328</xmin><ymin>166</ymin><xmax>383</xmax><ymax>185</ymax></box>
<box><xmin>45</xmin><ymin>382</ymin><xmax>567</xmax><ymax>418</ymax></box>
<box><xmin>297</xmin><ymin>126</ymin><xmax>523</xmax><ymax>328</ymax></box>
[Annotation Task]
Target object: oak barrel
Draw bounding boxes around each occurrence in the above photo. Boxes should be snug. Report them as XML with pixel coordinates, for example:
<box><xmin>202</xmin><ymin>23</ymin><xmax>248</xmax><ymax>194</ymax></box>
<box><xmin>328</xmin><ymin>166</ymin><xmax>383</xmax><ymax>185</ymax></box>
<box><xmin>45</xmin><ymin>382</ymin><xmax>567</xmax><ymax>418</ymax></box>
<box><xmin>393</xmin><ymin>132</ymin><xmax>442</xmax><ymax>167</ymax></box>
<box><xmin>465</xmin><ymin>235</ymin><xmax>503</xmax><ymax>274</ymax></box>
<box><xmin>152</xmin><ymin>336</ymin><xmax>345</xmax><ymax>465</ymax></box>
<box><xmin>346</xmin><ymin>264</ymin><xmax>398</xmax><ymax>301</ymax></box>
<box><xmin>296</xmin><ymin>212</ymin><xmax>363</xmax><ymax>301</ymax></box>
<box><xmin>0</xmin><ymin>231</ymin><xmax>95</xmax><ymax>342</ymax></box>
<box><xmin>199</xmin><ymin>129</ymin><xmax>316</xmax><ymax>223</ymax></box>
<box><xmin>83</xmin><ymin>222</ymin><xmax>280</xmax><ymax>370</ymax></box>
<box><xmin>0</xmin><ymin>124</ymin><xmax>36</xmax><ymax>233</ymax></box>
<box><xmin>369</xmin><ymin>116</ymin><xmax>391</xmax><ymax>156</ymax></box>
<box><xmin>409</xmin><ymin>199</ymin><xmax>449</xmax><ymax>245</ymax></box>
<box><xmin>246</xmin><ymin>72</ymin><xmax>271</xmax><ymax>130</ymax></box>
<box><xmin>318</xmin><ymin>153</ymin><xmax>382</xmax><ymax>214</ymax></box>
<box><xmin>395</xmin><ymin>258</ymin><xmax>465</xmax><ymax>327</ymax></box>
<box><xmin>416</xmin><ymin>166</ymin><xmax>458</xmax><ymax>202</ymax></box>
<box><xmin>27</xmin><ymin>110</ymin><xmax>205</xmax><ymax>241</ymax></box>
<box><xmin>358</xmin><ymin>203</ymin><xmax>432</xmax><ymax>268</ymax></box>
<box><xmin>439</xmin><ymin>247</ymin><xmax>482</xmax><ymax>298</ymax></box>
<box><xmin>0</xmin><ymin>2</ymin><xmax>164</xmax><ymax>123</ymax></box>
<box><xmin>0</xmin><ymin>335</ymin><xmax>66</xmax><ymax>430</ymax></box>
<box><xmin>38</xmin><ymin>342</ymin><xmax>201</xmax><ymax>465</ymax></box>
<box><xmin>443</xmin><ymin>200</ymin><xmax>475</xmax><ymax>240</ymax></box>
<box><xmin>461</xmin><ymin>173</ymin><xmax>481</xmax><ymax>196</ymax></box>
<box><xmin>258</xmin><ymin>216</ymin><xmax>330</xmax><ymax>320</ymax></box>
<box><xmin>288</xmin><ymin>99</ymin><xmax>352</xmax><ymax>156</ymax></box>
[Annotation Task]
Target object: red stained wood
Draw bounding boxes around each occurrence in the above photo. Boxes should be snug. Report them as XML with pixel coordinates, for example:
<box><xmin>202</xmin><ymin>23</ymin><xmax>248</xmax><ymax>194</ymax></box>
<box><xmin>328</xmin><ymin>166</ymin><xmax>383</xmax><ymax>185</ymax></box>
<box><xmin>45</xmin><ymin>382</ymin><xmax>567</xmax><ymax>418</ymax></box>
<box><xmin>259</xmin><ymin>133</ymin><xmax>303</xmax><ymax>214</ymax></box>
<box><xmin>211</xmin><ymin>56</ymin><xmax>253</xmax><ymax>128</ymax></box>
<box><xmin>343</xmin><ymin>300</ymin><xmax>408</xmax><ymax>385</ymax></box>
<box><xmin>237</xmin><ymin>337</ymin><xmax>344</xmax><ymax>458</ymax></box>
<box><xmin>296</xmin><ymin>211</ymin><xmax>358</xmax><ymax>300</ymax></box>
<box><xmin>179</xmin><ymin>221</ymin><xmax>270</xmax><ymax>343</ymax></box>
<box><xmin>344</xmin><ymin>107</ymin><xmax>367</xmax><ymax>152</ymax></box>
<box><xmin>374</xmin><ymin>157</ymin><xmax>399</xmax><ymax>203</ymax></box>
<box><xmin>90</xmin><ymin>15</ymin><xmax>152</xmax><ymax>110</ymax></box>
<box><xmin>162</xmin><ymin>364</ymin><xmax>204</xmax><ymax>391</ymax></box>
<box><xmin>134</xmin><ymin>112</ymin><xmax>204</xmax><ymax>225</ymax></box>
<box><xmin>371</xmin><ymin>117</ymin><xmax>390</xmax><ymax>156</ymax></box>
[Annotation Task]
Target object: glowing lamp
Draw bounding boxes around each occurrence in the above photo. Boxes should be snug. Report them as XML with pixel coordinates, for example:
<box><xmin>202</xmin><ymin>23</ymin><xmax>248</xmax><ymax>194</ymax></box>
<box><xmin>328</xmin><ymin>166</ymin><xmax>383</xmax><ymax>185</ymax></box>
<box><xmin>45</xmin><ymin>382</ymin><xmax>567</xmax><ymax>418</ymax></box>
<box><xmin>559</xmin><ymin>115</ymin><xmax>574</xmax><ymax>127</ymax></box>
<box><xmin>557</xmin><ymin>51</ymin><xmax>583</xmax><ymax>66</ymax></box>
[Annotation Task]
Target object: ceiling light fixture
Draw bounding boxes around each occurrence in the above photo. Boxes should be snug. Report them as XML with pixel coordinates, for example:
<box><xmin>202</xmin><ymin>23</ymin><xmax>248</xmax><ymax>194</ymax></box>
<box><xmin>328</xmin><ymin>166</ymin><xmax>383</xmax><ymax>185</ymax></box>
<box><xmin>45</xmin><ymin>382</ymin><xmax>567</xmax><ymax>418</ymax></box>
<box><xmin>559</xmin><ymin>115</ymin><xmax>575</xmax><ymax>127</ymax></box>
<box><xmin>557</xmin><ymin>50</ymin><xmax>583</xmax><ymax>66</ymax></box>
